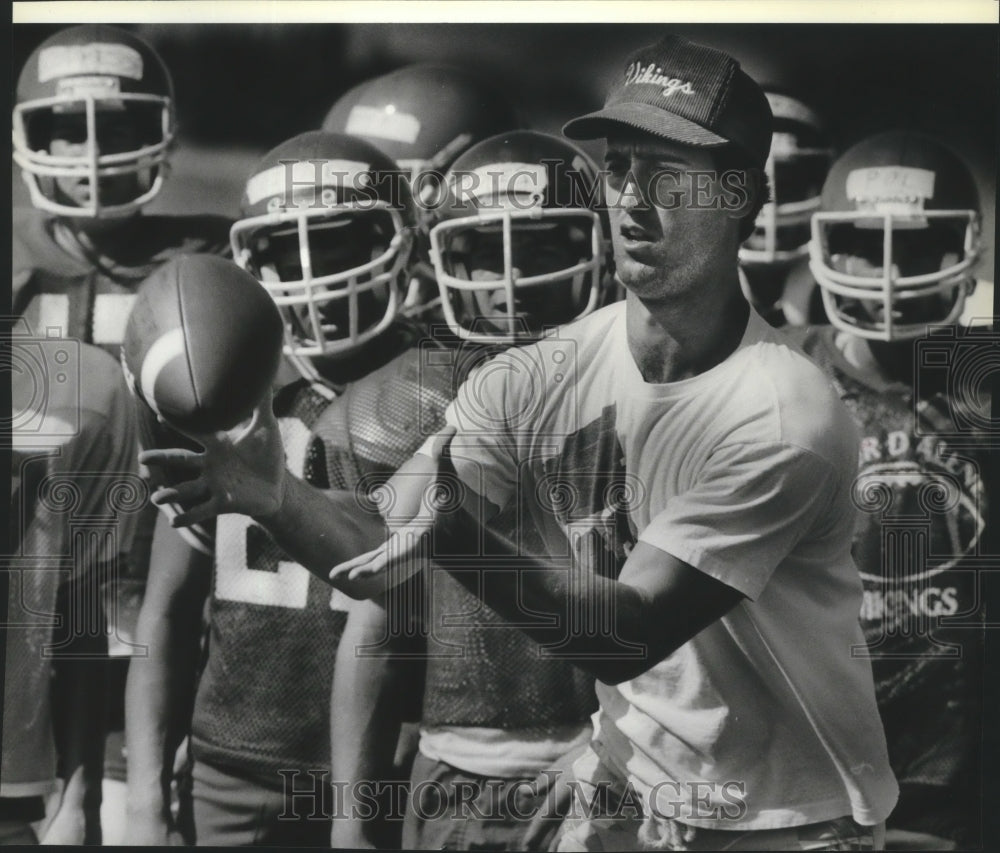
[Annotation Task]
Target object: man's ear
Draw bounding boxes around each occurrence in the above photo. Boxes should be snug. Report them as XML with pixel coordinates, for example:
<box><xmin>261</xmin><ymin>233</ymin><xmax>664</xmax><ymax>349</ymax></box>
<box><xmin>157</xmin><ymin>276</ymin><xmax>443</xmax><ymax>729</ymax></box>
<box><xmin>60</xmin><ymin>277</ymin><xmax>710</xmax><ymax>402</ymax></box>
<box><xmin>724</xmin><ymin>166</ymin><xmax>765</xmax><ymax>222</ymax></box>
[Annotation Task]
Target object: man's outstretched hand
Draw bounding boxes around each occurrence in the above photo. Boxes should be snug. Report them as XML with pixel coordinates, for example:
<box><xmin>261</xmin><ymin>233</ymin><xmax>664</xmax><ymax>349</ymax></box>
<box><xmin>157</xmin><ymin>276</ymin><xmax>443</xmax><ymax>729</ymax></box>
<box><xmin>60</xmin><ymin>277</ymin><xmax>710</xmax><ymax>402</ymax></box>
<box><xmin>139</xmin><ymin>389</ymin><xmax>287</xmax><ymax>527</ymax></box>
<box><xmin>329</xmin><ymin>426</ymin><xmax>459</xmax><ymax>594</ymax></box>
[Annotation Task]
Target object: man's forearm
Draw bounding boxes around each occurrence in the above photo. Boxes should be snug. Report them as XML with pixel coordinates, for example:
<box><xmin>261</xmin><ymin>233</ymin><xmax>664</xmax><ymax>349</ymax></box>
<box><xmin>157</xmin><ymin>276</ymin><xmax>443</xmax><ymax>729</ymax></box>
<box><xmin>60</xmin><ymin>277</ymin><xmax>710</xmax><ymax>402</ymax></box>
<box><xmin>433</xmin><ymin>509</ymin><xmax>651</xmax><ymax>684</ymax></box>
<box><xmin>255</xmin><ymin>476</ymin><xmax>388</xmax><ymax>581</ymax></box>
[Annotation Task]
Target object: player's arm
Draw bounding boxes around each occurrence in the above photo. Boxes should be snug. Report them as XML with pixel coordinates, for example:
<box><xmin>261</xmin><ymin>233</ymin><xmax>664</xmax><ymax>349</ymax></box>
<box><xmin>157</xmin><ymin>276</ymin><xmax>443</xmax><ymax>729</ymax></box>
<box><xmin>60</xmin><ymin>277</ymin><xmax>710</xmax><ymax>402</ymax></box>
<box><xmin>124</xmin><ymin>512</ymin><xmax>212</xmax><ymax>845</ymax></box>
<box><xmin>329</xmin><ymin>587</ymin><xmax>426</xmax><ymax>849</ymax></box>
<box><xmin>431</xmin><ymin>497</ymin><xmax>744</xmax><ymax>684</ymax></box>
<box><xmin>43</xmin><ymin>351</ymin><xmax>144</xmax><ymax>845</ymax></box>
<box><xmin>46</xmin><ymin>565</ymin><xmax>111</xmax><ymax>845</ymax></box>
<box><xmin>257</xmin><ymin>480</ymin><xmax>389</xmax><ymax>588</ymax></box>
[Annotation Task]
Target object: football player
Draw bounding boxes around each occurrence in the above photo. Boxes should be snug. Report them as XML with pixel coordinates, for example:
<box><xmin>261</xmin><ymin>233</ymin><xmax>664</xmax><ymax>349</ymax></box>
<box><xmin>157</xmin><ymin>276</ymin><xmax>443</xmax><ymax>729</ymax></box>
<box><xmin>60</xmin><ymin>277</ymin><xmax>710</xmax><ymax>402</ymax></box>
<box><xmin>330</xmin><ymin>130</ymin><xmax>616</xmax><ymax>852</ymax></box>
<box><xmin>738</xmin><ymin>90</ymin><xmax>833</xmax><ymax>326</ymax></box>
<box><xmin>3</xmin><ymin>327</ymin><xmax>142</xmax><ymax>845</ymax></box>
<box><xmin>11</xmin><ymin>24</ymin><xmax>233</xmax><ymax>844</ymax></box>
<box><xmin>13</xmin><ymin>25</ymin><xmax>232</xmax><ymax>350</ymax></box>
<box><xmin>124</xmin><ymin>132</ymin><xmax>455</xmax><ymax>846</ymax></box>
<box><xmin>322</xmin><ymin>62</ymin><xmax>522</xmax><ymax>320</ymax></box>
<box><xmin>800</xmin><ymin>130</ymin><xmax>989</xmax><ymax>850</ymax></box>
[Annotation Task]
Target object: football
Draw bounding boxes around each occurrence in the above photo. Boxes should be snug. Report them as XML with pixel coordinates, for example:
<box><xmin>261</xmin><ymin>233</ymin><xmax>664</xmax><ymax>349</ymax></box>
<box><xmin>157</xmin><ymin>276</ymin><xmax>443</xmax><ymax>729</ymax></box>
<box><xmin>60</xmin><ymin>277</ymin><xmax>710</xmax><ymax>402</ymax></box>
<box><xmin>123</xmin><ymin>253</ymin><xmax>285</xmax><ymax>433</ymax></box>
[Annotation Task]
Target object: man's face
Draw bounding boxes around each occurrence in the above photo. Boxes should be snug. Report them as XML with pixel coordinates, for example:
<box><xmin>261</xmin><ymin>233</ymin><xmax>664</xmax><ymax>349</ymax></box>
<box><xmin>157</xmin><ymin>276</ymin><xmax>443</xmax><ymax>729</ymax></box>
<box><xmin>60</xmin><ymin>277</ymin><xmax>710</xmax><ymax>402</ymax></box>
<box><xmin>451</xmin><ymin>221</ymin><xmax>591</xmax><ymax>336</ymax></box>
<box><xmin>255</xmin><ymin>213</ymin><xmax>393</xmax><ymax>349</ymax></box>
<box><xmin>827</xmin><ymin>222</ymin><xmax>966</xmax><ymax>335</ymax></box>
<box><xmin>48</xmin><ymin>110</ymin><xmax>143</xmax><ymax>209</ymax></box>
<box><xmin>603</xmin><ymin>130</ymin><xmax>739</xmax><ymax>299</ymax></box>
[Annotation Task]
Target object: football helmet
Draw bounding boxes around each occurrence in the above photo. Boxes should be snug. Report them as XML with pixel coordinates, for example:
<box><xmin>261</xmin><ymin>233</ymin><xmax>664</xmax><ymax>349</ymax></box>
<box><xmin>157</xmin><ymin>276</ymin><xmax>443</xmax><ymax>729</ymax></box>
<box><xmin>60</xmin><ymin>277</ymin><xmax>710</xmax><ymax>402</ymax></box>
<box><xmin>740</xmin><ymin>91</ymin><xmax>832</xmax><ymax>269</ymax></box>
<box><xmin>230</xmin><ymin>131</ymin><xmax>416</xmax><ymax>366</ymax></box>
<box><xmin>323</xmin><ymin>63</ymin><xmax>520</xmax><ymax>205</ymax></box>
<box><xmin>324</xmin><ymin>64</ymin><xmax>521</xmax><ymax>322</ymax></box>
<box><xmin>809</xmin><ymin>131</ymin><xmax>980</xmax><ymax>341</ymax></box>
<box><xmin>429</xmin><ymin>130</ymin><xmax>610</xmax><ymax>343</ymax></box>
<box><xmin>13</xmin><ymin>25</ymin><xmax>175</xmax><ymax>218</ymax></box>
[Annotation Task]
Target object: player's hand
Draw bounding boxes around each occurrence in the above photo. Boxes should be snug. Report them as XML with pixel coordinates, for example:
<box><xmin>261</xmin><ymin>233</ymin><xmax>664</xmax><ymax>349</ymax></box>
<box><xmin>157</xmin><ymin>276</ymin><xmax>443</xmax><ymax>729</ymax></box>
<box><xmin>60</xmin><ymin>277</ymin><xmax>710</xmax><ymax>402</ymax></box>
<box><xmin>328</xmin><ymin>426</ymin><xmax>457</xmax><ymax>594</ymax></box>
<box><xmin>139</xmin><ymin>389</ymin><xmax>286</xmax><ymax>527</ymax></box>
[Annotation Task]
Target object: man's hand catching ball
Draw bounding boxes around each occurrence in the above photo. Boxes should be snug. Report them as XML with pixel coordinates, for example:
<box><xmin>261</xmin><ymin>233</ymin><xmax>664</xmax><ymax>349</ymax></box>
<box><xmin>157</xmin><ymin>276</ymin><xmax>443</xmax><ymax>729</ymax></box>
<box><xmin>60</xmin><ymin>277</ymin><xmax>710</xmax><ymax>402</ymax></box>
<box><xmin>139</xmin><ymin>389</ymin><xmax>287</xmax><ymax>527</ymax></box>
<box><xmin>328</xmin><ymin>426</ymin><xmax>459</xmax><ymax>593</ymax></box>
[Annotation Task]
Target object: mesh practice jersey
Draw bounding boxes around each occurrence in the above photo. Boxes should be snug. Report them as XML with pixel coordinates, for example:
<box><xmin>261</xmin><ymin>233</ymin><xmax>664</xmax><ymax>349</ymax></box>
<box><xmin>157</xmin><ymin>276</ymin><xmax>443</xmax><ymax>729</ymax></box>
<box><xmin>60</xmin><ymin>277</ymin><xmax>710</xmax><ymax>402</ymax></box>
<box><xmin>179</xmin><ymin>331</ymin><xmax>454</xmax><ymax>786</ymax></box>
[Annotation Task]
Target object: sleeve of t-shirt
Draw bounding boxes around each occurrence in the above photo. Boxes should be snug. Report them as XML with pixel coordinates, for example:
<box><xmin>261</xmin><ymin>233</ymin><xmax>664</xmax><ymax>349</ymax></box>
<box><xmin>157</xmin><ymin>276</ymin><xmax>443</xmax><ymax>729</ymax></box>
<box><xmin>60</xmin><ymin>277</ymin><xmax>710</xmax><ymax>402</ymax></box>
<box><xmin>638</xmin><ymin>440</ymin><xmax>839</xmax><ymax>600</ymax></box>
<box><xmin>415</xmin><ymin>350</ymin><xmax>521</xmax><ymax>514</ymax></box>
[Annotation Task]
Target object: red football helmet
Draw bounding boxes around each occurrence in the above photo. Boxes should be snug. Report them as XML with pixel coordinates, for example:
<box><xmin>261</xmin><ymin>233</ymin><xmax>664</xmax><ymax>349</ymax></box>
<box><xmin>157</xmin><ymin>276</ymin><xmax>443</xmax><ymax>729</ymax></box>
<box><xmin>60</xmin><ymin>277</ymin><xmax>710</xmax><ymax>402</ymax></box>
<box><xmin>323</xmin><ymin>63</ymin><xmax>520</xmax><ymax>203</ymax></box>
<box><xmin>809</xmin><ymin>131</ymin><xmax>980</xmax><ymax>341</ymax></box>
<box><xmin>230</xmin><ymin>131</ymin><xmax>417</xmax><ymax>368</ymax></box>
<box><xmin>429</xmin><ymin>130</ymin><xmax>611</xmax><ymax>343</ymax></box>
<box><xmin>324</xmin><ymin>64</ymin><xmax>522</xmax><ymax>321</ymax></box>
<box><xmin>13</xmin><ymin>25</ymin><xmax>175</xmax><ymax>218</ymax></box>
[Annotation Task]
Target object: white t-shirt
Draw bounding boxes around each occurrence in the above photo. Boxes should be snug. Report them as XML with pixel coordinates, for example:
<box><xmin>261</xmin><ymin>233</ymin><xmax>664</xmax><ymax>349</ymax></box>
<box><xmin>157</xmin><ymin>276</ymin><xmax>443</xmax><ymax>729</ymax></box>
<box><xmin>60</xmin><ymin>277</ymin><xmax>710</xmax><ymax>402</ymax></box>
<box><xmin>437</xmin><ymin>301</ymin><xmax>898</xmax><ymax>830</ymax></box>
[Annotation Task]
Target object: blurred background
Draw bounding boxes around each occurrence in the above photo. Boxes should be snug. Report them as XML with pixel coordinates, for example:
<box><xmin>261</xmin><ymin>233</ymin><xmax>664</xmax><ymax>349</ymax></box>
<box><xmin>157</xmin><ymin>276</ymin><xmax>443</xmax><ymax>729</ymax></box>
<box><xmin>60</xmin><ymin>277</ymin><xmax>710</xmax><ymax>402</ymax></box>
<box><xmin>12</xmin><ymin>22</ymin><xmax>998</xmax><ymax>276</ymax></box>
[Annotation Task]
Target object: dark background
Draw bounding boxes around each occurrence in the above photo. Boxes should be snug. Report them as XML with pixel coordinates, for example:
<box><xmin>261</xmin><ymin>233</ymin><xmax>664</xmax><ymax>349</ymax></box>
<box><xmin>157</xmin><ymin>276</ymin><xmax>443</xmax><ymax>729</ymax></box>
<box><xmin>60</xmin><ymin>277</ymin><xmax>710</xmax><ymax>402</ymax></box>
<box><xmin>12</xmin><ymin>24</ymin><xmax>999</xmax><ymax>150</ymax></box>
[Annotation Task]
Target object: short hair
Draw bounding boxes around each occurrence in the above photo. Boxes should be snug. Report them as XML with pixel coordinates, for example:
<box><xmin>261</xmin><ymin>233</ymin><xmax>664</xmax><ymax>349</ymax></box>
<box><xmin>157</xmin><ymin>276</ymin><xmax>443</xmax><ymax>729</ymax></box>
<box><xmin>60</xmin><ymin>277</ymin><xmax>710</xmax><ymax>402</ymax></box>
<box><xmin>712</xmin><ymin>145</ymin><xmax>770</xmax><ymax>242</ymax></box>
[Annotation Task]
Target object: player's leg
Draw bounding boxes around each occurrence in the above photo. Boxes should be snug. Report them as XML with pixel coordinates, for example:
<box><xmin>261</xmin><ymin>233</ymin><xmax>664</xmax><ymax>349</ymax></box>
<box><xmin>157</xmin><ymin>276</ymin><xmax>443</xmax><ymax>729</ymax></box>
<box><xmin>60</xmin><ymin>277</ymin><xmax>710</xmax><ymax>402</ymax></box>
<box><xmin>191</xmin><ymin>760</ymin><xmax>332</xmax><ymax>847</ymax></box>
<box><xmin>190</xmin><ymin>760</ymin><xmax>273</xmax><ymax>846</ymax></box>
<box><xmin>403</xmin><ymin>751</ymin><xmax>550</xmax><ymax>851</ymax></box>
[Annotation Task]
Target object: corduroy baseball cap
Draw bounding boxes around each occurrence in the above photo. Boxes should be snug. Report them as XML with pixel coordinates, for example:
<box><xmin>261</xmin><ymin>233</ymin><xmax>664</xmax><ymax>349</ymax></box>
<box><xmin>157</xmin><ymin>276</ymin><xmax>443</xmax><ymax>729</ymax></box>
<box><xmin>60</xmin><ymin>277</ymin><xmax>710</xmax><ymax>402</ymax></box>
<box><xmin>563</xmin><ymin>35</ymin><xmax>773</xmax><ymax>168</ymax></box>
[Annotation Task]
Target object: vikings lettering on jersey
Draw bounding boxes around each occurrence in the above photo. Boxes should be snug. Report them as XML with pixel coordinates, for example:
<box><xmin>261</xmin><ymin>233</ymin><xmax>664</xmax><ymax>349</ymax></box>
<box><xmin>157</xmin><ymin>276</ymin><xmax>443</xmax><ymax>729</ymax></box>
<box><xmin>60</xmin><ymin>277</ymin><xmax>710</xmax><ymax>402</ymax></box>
<box><xmin>799</xmin><ymin>325</ymin><xmax>988</xmax><ymax>843</ymax></box>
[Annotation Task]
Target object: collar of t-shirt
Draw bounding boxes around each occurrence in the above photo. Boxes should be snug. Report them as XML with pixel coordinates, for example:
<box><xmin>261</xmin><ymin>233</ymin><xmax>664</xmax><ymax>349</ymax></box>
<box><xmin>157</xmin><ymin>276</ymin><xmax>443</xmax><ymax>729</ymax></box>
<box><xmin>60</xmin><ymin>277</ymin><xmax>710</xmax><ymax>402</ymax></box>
<box><xmin>615</xmin><ymin>305</ymin><xmax>767</xmax><ymax>400</ymax></box>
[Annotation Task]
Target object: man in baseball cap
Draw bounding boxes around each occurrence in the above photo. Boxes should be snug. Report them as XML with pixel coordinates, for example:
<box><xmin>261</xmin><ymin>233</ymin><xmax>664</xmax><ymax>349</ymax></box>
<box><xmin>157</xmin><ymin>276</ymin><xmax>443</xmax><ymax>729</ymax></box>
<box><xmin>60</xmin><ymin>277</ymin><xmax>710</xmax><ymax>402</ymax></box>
<box><xmin>139</xmin><ymin>33</ymin><xmax>899</xmax><ymax>853</ymax></box>
<box><xmin>563</xmin><ymin>34</ymin><xmax>773</xmax><ymax>167</ymax></box>
<box><xmin>538</xmin><ymin>34</ymin><xmax>897</xmax><ymax>851</ymax></box>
